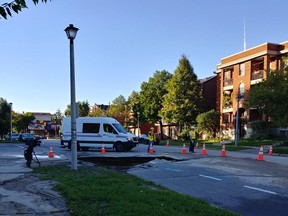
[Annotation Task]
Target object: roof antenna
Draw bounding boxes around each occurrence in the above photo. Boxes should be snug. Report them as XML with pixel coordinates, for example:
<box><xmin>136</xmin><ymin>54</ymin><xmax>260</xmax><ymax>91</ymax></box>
<box><xmin>244</xmin><ymin>17</ymin><xmax>246</xmax><ymax>50</ymax></box>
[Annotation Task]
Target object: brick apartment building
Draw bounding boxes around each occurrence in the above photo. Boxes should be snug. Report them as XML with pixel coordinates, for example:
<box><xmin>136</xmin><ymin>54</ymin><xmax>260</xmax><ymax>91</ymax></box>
<box><xmin>216</xmin><ymin>41</ymin><xmax>288</xmax><ymax>139</ymax></box>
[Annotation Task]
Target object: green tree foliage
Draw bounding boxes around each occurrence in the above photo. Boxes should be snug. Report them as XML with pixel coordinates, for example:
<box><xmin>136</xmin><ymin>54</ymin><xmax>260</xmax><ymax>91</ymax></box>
<box><xmin>139</xmin><ymin>70</ymin><xmax>172</xmax><ymax>138</ymax></box>
<box><xmin>65</xmin><ymin>101</ymin><xmax>90</xmax><ymax>117</ymax></box>
<box><xmin>196</xmin><ymin>110</ymin><xmax>220</xmax><ymax>139</ymax></box>
<box><xmin>52</xmin><ymin>108</ymin><xmax>63</xmax><ymax>125</ymax></box>
<box><xmin>0</xmin><ymin>98</ymin><xmax>11</xmax><ymax>137</ymax></box>
<box><xmin>0</xmin><ymin>0</ymin><xmax>49</xmax><ymax>19</ymax></box>
<box><xmin>160</xmin><ymin>55</ymin><xmax>204</xmax><ymax>129</ymax></box>
<box><xmin>139</xmin><ymin>70</ymin><xmax>172</xmax><ymax>124</ymax></box>
<box><xmin>249</xmin><ymin>69</ymin><xmax>288</xmax><ymax>127</ymax></box>
<box><xmin>107</xmin><ymin>95</ymin><xmax>128</xmax><ymax>126</ymax></box>
<box><xmin>13</xmin><ymin>112</ymin><xmax>35</xmax><ymax>132</ymax></box>
<box><xmin>127</xmin><ymin>91</ymin><xmax>141</xmax><ymax>127</ymax></box>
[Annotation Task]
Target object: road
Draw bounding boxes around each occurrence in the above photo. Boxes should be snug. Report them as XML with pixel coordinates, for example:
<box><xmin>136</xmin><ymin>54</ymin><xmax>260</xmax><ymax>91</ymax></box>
<box><xmin>1</xmin><ymin>139</ymin><xmax>288</xmax><ymax>216</ymax></box>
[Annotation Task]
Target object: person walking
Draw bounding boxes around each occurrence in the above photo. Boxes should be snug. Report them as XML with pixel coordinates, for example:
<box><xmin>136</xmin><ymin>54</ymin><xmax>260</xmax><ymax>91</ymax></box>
<box><xmin>147</xmin><ymin>127</ymin><xmax>156</xmax><ymax>153</ymax></box>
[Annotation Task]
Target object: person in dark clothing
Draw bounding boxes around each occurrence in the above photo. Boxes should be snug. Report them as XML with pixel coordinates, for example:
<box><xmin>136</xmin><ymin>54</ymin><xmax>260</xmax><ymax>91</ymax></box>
<box><xmin>189</xmin><ymin>126</ymin><xmax>198</xmax><ymax>153</ymax></box>
<box><xmin>24</xmin><ymin>140</ymin><xmax>40</xmax><ymax>167</ymax></box>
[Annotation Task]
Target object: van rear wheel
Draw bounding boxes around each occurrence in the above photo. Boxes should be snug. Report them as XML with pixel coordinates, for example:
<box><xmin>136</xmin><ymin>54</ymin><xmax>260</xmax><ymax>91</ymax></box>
<box><xmin>115</xmin><ymin>143</ymin><xmax>124</xmax><ymax>152</ymax></box>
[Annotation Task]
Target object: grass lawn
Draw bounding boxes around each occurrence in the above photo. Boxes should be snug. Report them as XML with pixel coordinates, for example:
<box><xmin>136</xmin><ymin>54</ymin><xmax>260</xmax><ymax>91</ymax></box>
<box><xmin>34</xmin><ymin>165</ymin><xmax>237</xmax><ymax>216</ymax></box>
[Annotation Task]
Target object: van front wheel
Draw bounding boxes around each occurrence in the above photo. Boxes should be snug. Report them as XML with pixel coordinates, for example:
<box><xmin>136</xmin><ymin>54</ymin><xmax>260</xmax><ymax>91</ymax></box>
<box><xmin>115</xmin><ymin>143</ymin><xmax>124</xmax><ymax>152</ymax></box>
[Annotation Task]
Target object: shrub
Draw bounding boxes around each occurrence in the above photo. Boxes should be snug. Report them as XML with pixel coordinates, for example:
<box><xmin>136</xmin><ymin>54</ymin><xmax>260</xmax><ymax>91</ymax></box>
<box><xmin>250</xmin><ymin>120</ymin><xmax>271</xmax><ymax>140</ymax></box>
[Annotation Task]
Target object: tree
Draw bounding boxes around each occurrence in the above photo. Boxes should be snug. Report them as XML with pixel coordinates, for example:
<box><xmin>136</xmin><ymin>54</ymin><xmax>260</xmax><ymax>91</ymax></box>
<box><xmin>0</xmin><ymin>0</ymin><xmax>49</xmax><ymax>19</ymax></box>
<box><xmin>139</xmin><ymin>70</ymin><xmax>172</xmax><ymax>138</ymax></box>
<box><xmin>127</xmin><ymin>91</ymin><xmax>141</xmax><ymax>128</ymax></box>
<box><xmin>160</xmin><ymin>55</ymin><xmax>204</xmax><ymax>130</ymax></box>
<box><xmin>196</xmin><ymin>110</ymin><xmax>220</xmax><ymax>139</ymax></box>
<box><xmin>107</xmin><ymin>95</ymin><xmax>128</xmax><ymax>126</ymax></box>
<box><xmin>64</xmin><ymin>101</ymin><xmax>90</xmax><ymax>117</ymax></box>
<box><xmin>13</xmin><ymin>112</ymin><xmax>35</xmax><ymax>132</ymax></box>
<box><xmin>0</xmin><ymin>98</ymin><xmax>11</xmax><ymax>137</ymax></box>
<box><xmin>52</xmin><ymin>108</ymin><xmax>63</xmax><ymax>125</ymax></box>
<box><xmin>249</xmin><ymin>69</ymin><xmax>288</xmax><ymax>127</ymax></box>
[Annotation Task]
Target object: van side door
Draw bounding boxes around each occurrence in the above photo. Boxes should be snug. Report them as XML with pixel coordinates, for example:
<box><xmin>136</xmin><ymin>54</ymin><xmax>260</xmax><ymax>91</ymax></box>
<box><xmin>82</xmin><ymin>123</ymin><xmax>102</xmax><ymax>146</ymax></box>
<box><xmin>102</xmin><ymin>123</ymin><xmax>118</xmax><ymax>145</ymax></box>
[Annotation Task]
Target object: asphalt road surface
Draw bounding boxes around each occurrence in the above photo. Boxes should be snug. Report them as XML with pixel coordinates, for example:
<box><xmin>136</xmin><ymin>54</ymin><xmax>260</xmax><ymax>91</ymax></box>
<box><xmin>1</xmin><ymin>139</ymin><xmax>288</xmax><ymax>216</ymax></box>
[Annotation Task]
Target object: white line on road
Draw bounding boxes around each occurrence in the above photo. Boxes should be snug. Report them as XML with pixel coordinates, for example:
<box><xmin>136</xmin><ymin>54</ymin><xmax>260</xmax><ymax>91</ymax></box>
<box><xmin>244</xmin><ymin>186</ymin><xmax>277</xmax><ymax>195</ymax></box>
<box><xmin>199</xmin><ymin>174</ymin><xmax>222</xmax><ymax>181</ymax></box>
<box><xmin>164</xmin><ymin>168</ymin><xmax>182</xmax><ymax>172</ymax></box>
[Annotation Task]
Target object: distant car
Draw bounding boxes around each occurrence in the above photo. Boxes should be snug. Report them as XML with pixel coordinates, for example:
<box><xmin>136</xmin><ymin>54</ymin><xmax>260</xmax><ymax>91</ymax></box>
<box><xmin>20</xmin><ymin>133</ymin><xmax>35</xmax><ymax>141</ymax></box>
<box><xmin>138</xmin><ymin>134</ymin><xmax>160</xmax><ymax>145</ymax></box>
<box><xmin>5</xmin><ymin>133</ymin><xmax>20</xmax><ymax>141</ymax></box>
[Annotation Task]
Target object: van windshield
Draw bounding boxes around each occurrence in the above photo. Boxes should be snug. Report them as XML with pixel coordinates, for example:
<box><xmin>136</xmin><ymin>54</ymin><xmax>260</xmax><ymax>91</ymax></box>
<box><xmin>112</xmin><ymin>123</ymin><xmax>127</xmax><ymax>134</ymax></box>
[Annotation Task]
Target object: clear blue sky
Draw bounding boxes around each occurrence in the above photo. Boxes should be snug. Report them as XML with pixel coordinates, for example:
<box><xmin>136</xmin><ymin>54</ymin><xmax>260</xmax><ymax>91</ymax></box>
<box><xmin>1</xmin><ymin>0</ymin><xmax>288</xmax><ymax>114</ymax></box>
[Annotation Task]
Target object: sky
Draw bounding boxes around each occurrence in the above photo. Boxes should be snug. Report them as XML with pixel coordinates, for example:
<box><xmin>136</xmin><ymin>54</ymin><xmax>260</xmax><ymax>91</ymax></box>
<box><xmin>1</xmin><ymin>0</ymin><xmax>288</xmax><ymax>114</ymax></box>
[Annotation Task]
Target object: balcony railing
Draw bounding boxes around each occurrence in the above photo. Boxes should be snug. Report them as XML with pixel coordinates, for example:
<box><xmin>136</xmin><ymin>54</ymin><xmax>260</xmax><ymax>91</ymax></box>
<box><xmin>223</xmin><ymin>78</ymin><xmax>233</xmax><ymax>87</ymax></box>
<box><xmin>251</xmin><ymin>70</ymin><xmax>264</xmax><ymax>80</ymax></box>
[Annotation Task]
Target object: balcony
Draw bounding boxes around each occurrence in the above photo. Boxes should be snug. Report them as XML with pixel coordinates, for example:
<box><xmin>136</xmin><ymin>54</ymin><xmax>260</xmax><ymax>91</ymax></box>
<box><xmin>223</xmin><ymin>78</ymin><xmax>233</xmax><ymax>90</ymax></box>
<box><xmin>251</xmin><ymin>70</ymin><xmax>264</xmax><ymax>85</ymax></box>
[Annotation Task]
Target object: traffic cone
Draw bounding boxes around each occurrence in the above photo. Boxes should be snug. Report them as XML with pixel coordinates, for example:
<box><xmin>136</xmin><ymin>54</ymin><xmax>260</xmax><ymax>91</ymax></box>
<box><xmin>221</xmin><ymin>144</ymin><xmax>227</xmax><ymax>157</ymax></box>
<box><xmin>268</xmin><ymin>145</ymin><xmax>273</xmax><ymax>156</ymax></box>
<box><xmin>201</xmin><ymin>143</ymin><xmax>207</xmax><ymax>155</ymax></box>
<box><xmin>149</xmin><ymin>143</ymin><xmax>154</xmax><ymax>154</ymax></box>
<box><xmin>101</xmin><ymin>145</ymin><xmax>106</xmax><ymax>154</ymax></box>
<box><xmin>48</xmin><ymin>146</ymin><xmax>54</xmax><ymax>158</ymax></box>
<box><xmin>257</xmin><ymin>145</ymin><xmax>264</xmax><ymax>161</ymax></box>
<box><xmin>195</xmin><ymin>142</ymin><xmax>199</xmax><ymax>149</ymax></box>
<box><xmin>181</xmin><ymin>143</ymin><xmax>187</xmax><ymax>154</ymax></box>
<box><xmin>166</xmin><ymin>140</ymin><xmax>170</xmax><ymax>147</ymax></box>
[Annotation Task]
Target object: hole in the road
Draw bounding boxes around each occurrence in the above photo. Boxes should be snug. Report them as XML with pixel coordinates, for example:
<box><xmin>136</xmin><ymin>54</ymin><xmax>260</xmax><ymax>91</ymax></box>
<box><xmin>80</xmin><ymin>156</ymin><xmax>178</xmax><ymax>172</ymax></box>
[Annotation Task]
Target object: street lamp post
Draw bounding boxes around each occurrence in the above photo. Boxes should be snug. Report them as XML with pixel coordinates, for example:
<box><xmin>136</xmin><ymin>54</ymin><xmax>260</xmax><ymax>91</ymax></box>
<box><xmin>9</xmin><ymin>103</ymin><xmax>12</xmax><ymax>142</ymax></box>
<box><xmin>65</xmin><ymin>24</ymin><xmax>79</xmax><ymax>171</ymax></box>
<box><xmin>234</xmin><ymin>94</ymin><xmax>243</xmax><ymax>147</ymax></box>
<box><xmin>137</xmin><ymin>112</ymin><xmax>140</xmax><ymax>137</ymax></box>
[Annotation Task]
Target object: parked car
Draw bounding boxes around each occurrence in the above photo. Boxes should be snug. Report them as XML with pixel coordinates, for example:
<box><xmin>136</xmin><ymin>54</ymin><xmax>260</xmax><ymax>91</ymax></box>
<box><xmin>138</xmin><ymin>134</ymin><xmax>160</xmax><ymax>145</ymax></box>
<box><xmin>20</xmin><ymin>133</ymin><xmax>35</xmax><ymax>141</ymax></box>
<box><xmin>5</xmin><ymin>133</ymin><xmax>20</xmax><ymax>141</ymax></box>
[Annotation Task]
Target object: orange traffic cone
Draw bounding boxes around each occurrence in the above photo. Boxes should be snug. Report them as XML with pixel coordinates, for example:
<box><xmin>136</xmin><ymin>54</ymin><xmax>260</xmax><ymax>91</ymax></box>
<box><xmin>181</xmin><ymin>143</ymin><xmax>187</xmax><ymax>154</ymax></box>
<box><xmin>268</xmin><ymin>145</ymin><xmax>273</xmax><ymax>156</ymax></box>
<box><xmin>149</xmin><ymin>143</ymin><xmax>154</xmax><ymax>154</ymax></box>
<box><xmin>201</xmin><ymin>143</ymin><xmax>207</xmax><ymax>155</ymax></box>
<box><xmin>48</xmin><ymin>146</ymin><xmax>54</xmax><ymax>158</ymax></box>
<box><xmin>257</xmin><ymin>145</ymin><xmax>264</xmax><ymax>161</ymax></box>
<box><xmin>101</xmin><ymin>145</ymin><xmax>106</xmax><ymax>154</ymax></box>
<box><xmin>195</xmin><ymin>142</ymin><xmax>199</xmax><ymax>149</ymax></box>
<box><xmin>166</xmin><ymin>140</ymin><xmax>170</xmax><ymax>147</ymax></box>
<box><xmin>221</xmin><ymin>144</ymin><xmax>227</xmax><ymax>157</ymax></box>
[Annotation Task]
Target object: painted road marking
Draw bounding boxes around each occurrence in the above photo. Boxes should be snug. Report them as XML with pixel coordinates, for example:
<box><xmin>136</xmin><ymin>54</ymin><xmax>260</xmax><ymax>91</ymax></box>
<box><xmin>164</xmin><ymin>168</ymin><xmax>182</xmax><ymax>172</ymax></box>
<box><xmin>199</xmin><ymin>174</ymin><xmax>222</xmax><ymax>181</ymax></box>
<box><xmin>244</xmin><ymin>186</ymin><xmax>277</xmax><ymax>195</ymax></box>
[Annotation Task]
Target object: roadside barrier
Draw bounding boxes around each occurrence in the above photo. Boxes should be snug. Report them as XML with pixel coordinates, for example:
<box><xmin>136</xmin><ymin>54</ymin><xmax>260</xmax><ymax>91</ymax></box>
<box><xmin>257</xmin><ymin>145</ymin><xmax>264</xmax><ymax>161</ymax></box>
<box><xmin>149</xmin><ymin>143</ymin><xmax>154</xmax><ymax>154</ymax></box>
<box><xmin>220</xmin><ymin>144</ymin><xmax>227</xmax><ymax>157</ymax></box>
<box><xmin>101</xmin><ymin>145</ymin><xmax>106</xmax><ymax>154</ymax></box>
<box><xmin>268</xmin><ymin>145</ymin><xmax>273</xmax><ymax>156</ymax></box>
<box><xmin>48</xmin><ymin>146</ymin><xmax>54</xmax><ymax>158</ymax></box>
<box><xmin>201</xmin><ymin>143</ymin><xmax>207</xmax><ymax>155</ymax></box>
<box><xmin>181</xmin><ymin>143</ymin><xmax>187</xmax><ymax>154</ymax></box>
<box><xmin>166</xmin><ymin>140</ymin><xmax>170</xmax><ymax>147</ymax></box>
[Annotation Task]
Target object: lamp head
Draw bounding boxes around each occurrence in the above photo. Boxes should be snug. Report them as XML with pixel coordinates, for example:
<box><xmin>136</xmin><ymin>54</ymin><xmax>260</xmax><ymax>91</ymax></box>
<box><xmin>65</xmin><ymin>24</ymin><xmax>79</xmax><ymax>40</ymax></box>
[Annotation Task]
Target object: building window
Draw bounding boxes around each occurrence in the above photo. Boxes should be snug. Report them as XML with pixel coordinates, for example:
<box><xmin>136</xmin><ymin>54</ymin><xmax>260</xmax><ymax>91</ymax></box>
<box><xmin>223</xmin><ymin>113</ymin><xmax>230</xmax><ymax>123</ymax></box>
<box><xmin>239</xmin><ymin>63</ymin><xmax>245</xmax><ymax>76</ymax></box>
<box><xmin>239</xmin><ymin>83</ymin><xmax>245</xmax><ymax>97</ymax></box>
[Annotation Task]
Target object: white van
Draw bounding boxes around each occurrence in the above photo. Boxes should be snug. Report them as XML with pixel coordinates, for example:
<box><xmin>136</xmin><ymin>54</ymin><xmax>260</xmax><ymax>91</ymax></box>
<box><xmin>60</xmin><ymin>117</ymin><xmax>138</xmax><ymax>152</ymax></box>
